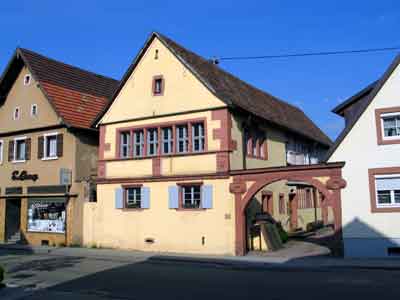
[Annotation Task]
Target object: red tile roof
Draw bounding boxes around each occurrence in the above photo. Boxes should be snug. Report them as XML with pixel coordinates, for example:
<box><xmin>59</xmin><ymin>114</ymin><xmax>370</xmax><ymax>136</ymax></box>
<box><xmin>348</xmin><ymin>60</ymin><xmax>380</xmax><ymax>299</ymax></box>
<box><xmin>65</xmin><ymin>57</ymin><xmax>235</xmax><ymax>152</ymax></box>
<box><xmin>17</xmin><ymin>48</ymin><xmax>119</xmax><ymax>129</ymax></box>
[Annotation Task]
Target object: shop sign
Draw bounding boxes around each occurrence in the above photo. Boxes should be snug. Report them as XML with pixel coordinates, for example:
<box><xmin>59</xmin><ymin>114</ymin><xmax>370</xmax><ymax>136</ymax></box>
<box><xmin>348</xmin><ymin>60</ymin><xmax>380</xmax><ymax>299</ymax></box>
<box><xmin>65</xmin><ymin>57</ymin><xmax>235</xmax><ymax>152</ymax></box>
<box><xmin>11</xmin><ymin>170</ymin><xmax>39</xmax><ymax>182</ymax></box>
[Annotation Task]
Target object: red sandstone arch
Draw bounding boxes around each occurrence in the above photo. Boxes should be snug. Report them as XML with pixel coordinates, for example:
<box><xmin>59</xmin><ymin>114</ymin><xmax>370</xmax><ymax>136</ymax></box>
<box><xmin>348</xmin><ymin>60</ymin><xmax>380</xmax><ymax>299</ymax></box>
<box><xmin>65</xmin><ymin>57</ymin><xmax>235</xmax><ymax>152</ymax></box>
<box><xmin>229</xmin><ymin>163</ymin><xmax>346</xmax><ymax>256</ymax></box>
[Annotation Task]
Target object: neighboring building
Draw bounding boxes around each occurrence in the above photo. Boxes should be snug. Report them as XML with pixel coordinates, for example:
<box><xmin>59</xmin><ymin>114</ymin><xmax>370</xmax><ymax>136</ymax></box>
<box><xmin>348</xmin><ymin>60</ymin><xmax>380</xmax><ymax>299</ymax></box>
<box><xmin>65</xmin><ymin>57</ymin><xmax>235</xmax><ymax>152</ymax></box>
<box><xmin>0</xmin><ymin>48</ymin><xmax>118</xmax><ymax>246</ymax></box>
<box><xmin>87</xmin><ymin>32</ymin><xmax>332</xmax><ymax>255</ymax></box>
<box><xmin>327</xmin><ymin>54</ymin><xmax>400</xmax><ymax>257</ymax></box>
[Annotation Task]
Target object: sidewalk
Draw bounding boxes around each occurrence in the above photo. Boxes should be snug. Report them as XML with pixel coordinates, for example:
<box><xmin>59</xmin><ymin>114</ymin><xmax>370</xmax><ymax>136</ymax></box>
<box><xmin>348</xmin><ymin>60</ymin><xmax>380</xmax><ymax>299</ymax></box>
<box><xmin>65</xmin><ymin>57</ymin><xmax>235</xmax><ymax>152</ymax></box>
<box><xmin>1</xmin><ymin>243</ymin><xmax>400</xmax><ymax>271</ymax></box>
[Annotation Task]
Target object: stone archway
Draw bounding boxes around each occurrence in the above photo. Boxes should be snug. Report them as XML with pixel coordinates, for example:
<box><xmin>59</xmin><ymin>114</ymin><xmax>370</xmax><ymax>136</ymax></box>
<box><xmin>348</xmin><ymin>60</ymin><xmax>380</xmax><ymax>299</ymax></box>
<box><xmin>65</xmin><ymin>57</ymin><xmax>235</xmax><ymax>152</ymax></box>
<box><xmin>230</xmin><ymin>162</ymin><xmax>346</xmax><ymax>256</ymax></box>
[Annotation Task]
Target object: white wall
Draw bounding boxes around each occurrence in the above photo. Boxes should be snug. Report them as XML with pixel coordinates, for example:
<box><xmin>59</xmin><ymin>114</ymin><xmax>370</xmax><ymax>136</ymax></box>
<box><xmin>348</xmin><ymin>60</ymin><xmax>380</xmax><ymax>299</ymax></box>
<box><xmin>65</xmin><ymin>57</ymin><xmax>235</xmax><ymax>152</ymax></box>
<box><xmin>329</xmin><ymin>62</ymin><xmax>400</xmax><ymax>257</ymax></box>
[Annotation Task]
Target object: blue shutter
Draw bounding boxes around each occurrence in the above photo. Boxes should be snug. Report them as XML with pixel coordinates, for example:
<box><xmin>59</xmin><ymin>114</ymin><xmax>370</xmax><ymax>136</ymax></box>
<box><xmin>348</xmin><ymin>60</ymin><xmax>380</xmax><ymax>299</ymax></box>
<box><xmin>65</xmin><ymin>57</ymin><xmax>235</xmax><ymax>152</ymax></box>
<box><xmin>141</xmin><ymin>187</ymin><xmax>150</xmax><ymax>209</ymax></box>
<box><xmin>202</xmin><ymin>185</ymin><xmax>213</xmax><ymax>209</ymax></box>
<box><xmin>115</xmin><ymin>187</ymin><xmax>124</xmax><ymax>209</ymax></box>
<box><xmin>168</xmin><ymin>186</ymin><xmax>179</xmax><ymax>209</ymax></box>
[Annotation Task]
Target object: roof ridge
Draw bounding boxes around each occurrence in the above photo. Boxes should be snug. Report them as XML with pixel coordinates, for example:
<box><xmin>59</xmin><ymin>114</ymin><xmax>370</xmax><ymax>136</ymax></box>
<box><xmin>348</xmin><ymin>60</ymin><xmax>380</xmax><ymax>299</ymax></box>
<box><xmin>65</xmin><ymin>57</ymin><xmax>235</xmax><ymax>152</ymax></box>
<box><xmin>156</xmin><ymin>33</ymin><xmax>304</xmax><ymax>112</ymax></box>
<box><xmin>18</xmin><ymin>47</ymin><xmax>119</xmax><ymax>83</ymax></box>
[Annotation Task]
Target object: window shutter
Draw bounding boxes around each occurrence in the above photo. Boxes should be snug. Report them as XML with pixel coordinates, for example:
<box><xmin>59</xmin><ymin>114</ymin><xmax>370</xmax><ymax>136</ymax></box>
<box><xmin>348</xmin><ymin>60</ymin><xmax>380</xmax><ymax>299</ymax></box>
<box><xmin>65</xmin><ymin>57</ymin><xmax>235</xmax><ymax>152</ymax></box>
<box><xmin>141</xmin><ymin>187</ymin><xmax>150</xmax><ymax>209</ymax></box>
<box><xmin>202</xmin><ymin>185</ymin><xmax>213</xmax><ymax>209</ymax></box>
<box><xmin>115</xmin><ymin>187</ymin><xmax>124</xmax><ymax>209</ymax></box>
<box><xmin>57</xmin><ymin>134</ymin><xmax>63</xmax><ymax>157</ymax></box>
<box><xmin>38</xmin><ymin>136</ymin><xmax>44</xmax><ymax>159</ymax></box>
<box><xmin>8</xmin><ymin>140</ymin><xmax>14</xmax><ymax>162</ymax></box>
<box><xmin>168</xmin><ymin>186</ymin><xmax>179</xmax><ymax>209</ymax></box>
<box><xmin>25</xmin><ymin>138</ymin><xmax>31</xmax><ymax>160</ymax></box>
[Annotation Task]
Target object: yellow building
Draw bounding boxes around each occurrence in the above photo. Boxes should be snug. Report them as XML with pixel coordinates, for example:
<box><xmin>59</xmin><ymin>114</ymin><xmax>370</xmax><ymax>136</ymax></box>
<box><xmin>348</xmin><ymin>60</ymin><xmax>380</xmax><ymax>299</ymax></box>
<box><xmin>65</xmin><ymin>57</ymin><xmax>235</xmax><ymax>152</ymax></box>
<box><xmin>89</xmin><ymin>32</ymin><xmax>332</xmax><ymax>255</ymax></box>
<box><xmin>0</xmin><ymin>48</ymin><xmax>118</xmax><ymax>246</ymax></box>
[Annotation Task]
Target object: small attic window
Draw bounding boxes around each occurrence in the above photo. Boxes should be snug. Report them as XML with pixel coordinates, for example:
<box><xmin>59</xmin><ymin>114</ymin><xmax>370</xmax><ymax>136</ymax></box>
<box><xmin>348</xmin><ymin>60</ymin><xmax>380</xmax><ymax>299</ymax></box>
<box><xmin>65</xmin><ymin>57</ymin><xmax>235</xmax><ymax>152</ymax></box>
<box><xmin>13</xmin><ymin>107</ymin><xmax>20</xmax><ymax>120</ymax></box>
<box><xmin>24</xmin><ymin>74</ymin><xmax>31</xmax><ymax>86</ymax></box>
<box><xmin>152</xmin><ymin>76</ymin><xmax>164</xmax><ymax>96</ymax></box>
<box><xmin>155</xmin><ymin>49</ymin><xmax>159</xmax><ymax>60</ymax></box>
<box><xmin>31</xmin><ymin>104</ymin><xmax>38</xmax><ymax>117</ymax></box>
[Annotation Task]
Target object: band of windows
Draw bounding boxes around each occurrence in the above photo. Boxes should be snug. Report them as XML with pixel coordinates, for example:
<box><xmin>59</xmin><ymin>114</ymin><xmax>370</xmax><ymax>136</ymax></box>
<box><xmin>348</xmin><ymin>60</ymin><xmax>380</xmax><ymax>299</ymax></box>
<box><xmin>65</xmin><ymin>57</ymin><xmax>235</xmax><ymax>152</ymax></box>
<box><xmin>119</xmin><ymin>121</ymin><xmax>205</xmax><ymax>159</ymax></box>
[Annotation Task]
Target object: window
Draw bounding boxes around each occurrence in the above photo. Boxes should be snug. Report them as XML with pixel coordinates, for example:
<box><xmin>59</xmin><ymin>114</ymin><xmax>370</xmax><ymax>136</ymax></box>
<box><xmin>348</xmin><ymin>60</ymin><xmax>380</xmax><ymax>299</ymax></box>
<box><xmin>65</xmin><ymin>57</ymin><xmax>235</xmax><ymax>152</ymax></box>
<box><xmin>133</xmin><ymin>130</ymin><xmax>144</xmax><ymax>157</ymax></box>
<box><xmin>382</xmin><ymin>115</ymin><xmax>400</xmax><ymax>138</ymax></box>
<box><xmin>176</xmin><ymin>125</ymin><xmax>189</xmax><ymax>153</ymax></box>
<box><xmin>147</xmin><ymin>128</ymin><xmax>158</xmax><ymax>156</ymax></box>
<box><xmin>162</xmin><ymin>127</ymin><xmax>173</xmax><ymax>154</ymax></box>
<box><xmin>252</xmin><ymin>134</ymin><xmax>258</xmax><ymax>156</ymax></box>
<box><xmin>27</xmin><ymin>198</ymin><xmax>66</xmax><ymax>233</ymax></box>
<box><xmin>31</xmin><ymin>104</ymin><xmax>38</xmax><ymax>117</ymax></box>
<box><xmin>13</xmin><ymin>107</ymin><xmax>20</xmax><ymax>120</ymax></box>
<box><xmin>153</xmin><ymin>76</ymin><xmax>164</xmax><ymax>95</ymax></box>
<box><xmin>375</xmin><ymin>176</ymin><xmax>400</xmax><ymax>207</ymax></box>
<box><xmin>192</xmin><ymin>123</ymin><xmax>205</xmax><ymax>152</ymax></box>
<box><xmin>120</xmin><ymin>131</ymin><xmax>131</xmax><ymax>158</ymax></box>
<box><xmin>0</xmin><ymin>140</ymin><xmax>3</xmax><ymax>164</ymax></box>
<box><xmin>44</xmin><ymin>134</ymin><xmax>58</xmax><ymax>159</ymax></box>
<box><xmin>14</xmin><ymin>138</ymin><xmax>26</xmax><ymax>161</ymax></box>
<box><xmin>182</xmin><ymin>185</ymin><xmax>201</xmax><ymax>209</ymax></box>
<box><xmin>24</xmin><ymin>74</ymin><xmax>31</xmax><ymax>86</ymax></box>
<box><xmin>124</xmin><ymin>187</ymin><xmax>141</xmax><ymax>209</ymax></box>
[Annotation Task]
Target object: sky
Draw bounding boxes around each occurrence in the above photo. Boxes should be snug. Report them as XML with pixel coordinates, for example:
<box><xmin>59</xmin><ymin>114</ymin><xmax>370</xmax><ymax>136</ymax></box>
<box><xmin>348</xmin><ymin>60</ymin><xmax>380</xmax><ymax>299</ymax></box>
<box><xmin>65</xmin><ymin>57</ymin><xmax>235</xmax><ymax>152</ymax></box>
<box><xmin>1</xmin><ymin>0</ymin><xmax>399</xmax><ymax>140</ymax></box>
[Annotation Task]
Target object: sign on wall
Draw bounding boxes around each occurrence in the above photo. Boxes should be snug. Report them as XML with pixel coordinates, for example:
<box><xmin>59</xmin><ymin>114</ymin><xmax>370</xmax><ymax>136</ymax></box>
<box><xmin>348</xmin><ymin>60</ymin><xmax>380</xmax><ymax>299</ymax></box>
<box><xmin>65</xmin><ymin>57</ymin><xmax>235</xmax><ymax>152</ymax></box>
<box><xmin>11</xmin><ymin>170</ymin><xmax>39</xmax><ymax>182</ymax></box>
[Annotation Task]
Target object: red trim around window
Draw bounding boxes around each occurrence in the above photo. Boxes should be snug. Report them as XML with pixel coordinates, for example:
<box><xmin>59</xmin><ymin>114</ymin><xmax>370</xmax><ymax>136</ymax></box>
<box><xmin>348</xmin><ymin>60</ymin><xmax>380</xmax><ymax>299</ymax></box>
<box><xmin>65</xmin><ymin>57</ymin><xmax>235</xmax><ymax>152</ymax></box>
<box><xmin>122</xmin><ymin>184</ymin><xmax>144</xmax><ymax>210</ymax></box>
<box><xmin>176</xmin><ymin>182</ymin><xmax>205</xmax><ymax>211</ymax></box>
<box><xmin>375</xmin><ymin>107</ymin><xmax>400</xmax><ymax>145</ymax></box>
<box><xmin>368</xmin><ymin>167</ymin><xmax>400</xmax><ymax>213</ymax></box>
<box><xmin>115</xmin><ymin>118</ymin><xmax>207</xmax><ymax>159</ymax></box>
<box><xmin>152</xmin><ymin>75</ymin><xmax>164</xmax><ymax>96</ymax></box>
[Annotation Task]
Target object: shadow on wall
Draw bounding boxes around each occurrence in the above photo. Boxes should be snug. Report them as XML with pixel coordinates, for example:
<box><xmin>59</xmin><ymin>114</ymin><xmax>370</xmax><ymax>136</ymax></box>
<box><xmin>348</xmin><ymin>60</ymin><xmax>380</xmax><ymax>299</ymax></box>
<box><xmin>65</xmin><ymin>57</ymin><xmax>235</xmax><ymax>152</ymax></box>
<box><xmin>342</xmin><ymin>217</ymin><xmax>400</xmax><ymax>258</ymax></box>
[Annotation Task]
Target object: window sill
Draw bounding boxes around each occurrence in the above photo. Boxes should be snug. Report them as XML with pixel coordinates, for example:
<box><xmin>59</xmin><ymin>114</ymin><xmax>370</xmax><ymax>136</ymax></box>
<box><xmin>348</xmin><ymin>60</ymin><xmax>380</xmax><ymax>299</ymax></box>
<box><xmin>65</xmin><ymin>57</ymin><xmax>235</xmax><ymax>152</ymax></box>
<box><xmin>12</xmin><ymin>160</ymin><xmax>26</xmax><ymax>164</ymax></box>
<box><xmin>113</xmin><ymin>150</ymin><xmax>210</xmax><ymax>161</ymax></box>
<box><xmin>175</xmin><ymin>208</ymin><xmax>207</xmax><ymax>211</ymax></box>
<box><xmin>246</xmin><ymin>154</ymin><xmax>267</xmax><ymax>161</ymax></box>
<box><xmin>42</xmin><ymin>156</ymin><xmax>58</xmax><ymax>161</ymax></box>
<box><xmin>122</xmin><ymin>208</ymin><xmax>145</xmax><ymax>211</ymax></box>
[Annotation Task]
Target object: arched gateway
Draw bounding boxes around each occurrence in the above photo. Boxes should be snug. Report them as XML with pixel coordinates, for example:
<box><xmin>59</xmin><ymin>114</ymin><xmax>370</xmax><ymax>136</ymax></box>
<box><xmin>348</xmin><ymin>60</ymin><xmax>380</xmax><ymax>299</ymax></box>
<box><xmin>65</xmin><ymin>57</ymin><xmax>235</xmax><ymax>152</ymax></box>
<box><xmin>229</xmin><ymin>162</ymin><xmax>346</xmax><ymax>256</ymax></box>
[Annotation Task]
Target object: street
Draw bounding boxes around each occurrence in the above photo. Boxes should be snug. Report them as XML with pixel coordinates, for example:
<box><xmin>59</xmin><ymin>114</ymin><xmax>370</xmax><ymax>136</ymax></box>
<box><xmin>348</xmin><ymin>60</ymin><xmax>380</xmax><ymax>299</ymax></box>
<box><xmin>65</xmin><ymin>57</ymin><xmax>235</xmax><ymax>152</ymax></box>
<box><xmin>1</xmin><ymin>249</ymin><xmax>400</xmax><ymax>299</ymax></box>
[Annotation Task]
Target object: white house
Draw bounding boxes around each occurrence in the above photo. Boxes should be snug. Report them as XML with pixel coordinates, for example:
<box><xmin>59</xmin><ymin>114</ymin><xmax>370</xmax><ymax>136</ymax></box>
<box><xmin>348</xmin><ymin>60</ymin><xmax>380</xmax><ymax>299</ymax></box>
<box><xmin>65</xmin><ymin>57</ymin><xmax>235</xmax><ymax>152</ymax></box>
<box><xmin>327</xmin><ymin>54</ymin><xmax>400</xmax><ymax>258</ymax></box>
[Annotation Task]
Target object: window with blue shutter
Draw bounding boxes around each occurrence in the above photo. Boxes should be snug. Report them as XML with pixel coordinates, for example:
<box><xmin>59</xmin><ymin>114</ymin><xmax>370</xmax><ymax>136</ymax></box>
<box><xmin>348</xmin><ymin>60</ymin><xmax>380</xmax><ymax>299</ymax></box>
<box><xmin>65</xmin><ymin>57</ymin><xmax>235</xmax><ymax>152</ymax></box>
<box><xmin>115</xmin><ymin>187</ymin><xmax>124</xmax><ymax>209</ymax></box>
<box><xmin>202</xmin><ymin>185</ymin><xmax>213</xmax><ymax>209</ymax></box>
<box><xmin>168</xmin><ymin>186</ymin><xmax>179</xmax><ymax>208</ymax></box>
<box><xmin>141</xmin><ymin>187</ymin><xmax>150</xmax><ymax>209</ymax></box>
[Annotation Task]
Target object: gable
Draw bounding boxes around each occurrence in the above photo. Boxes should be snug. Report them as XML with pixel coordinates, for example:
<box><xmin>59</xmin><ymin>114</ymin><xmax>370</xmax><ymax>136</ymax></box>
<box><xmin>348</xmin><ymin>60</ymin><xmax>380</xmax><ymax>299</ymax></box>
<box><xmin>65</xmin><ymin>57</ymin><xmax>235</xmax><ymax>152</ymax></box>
<box><xmin>0</xmin><ymin>66</ymin><xmax>60</xmax><ymax>133</ymax></box>
<box><xmin>100</xmin><ymin>37</ymin><xmax>226</xmax><ymax>124</ymax></box>
<box><xmin>328</xmin><ymin>60</ymin><xmax>400</xmax><ymax>163</ymax></box>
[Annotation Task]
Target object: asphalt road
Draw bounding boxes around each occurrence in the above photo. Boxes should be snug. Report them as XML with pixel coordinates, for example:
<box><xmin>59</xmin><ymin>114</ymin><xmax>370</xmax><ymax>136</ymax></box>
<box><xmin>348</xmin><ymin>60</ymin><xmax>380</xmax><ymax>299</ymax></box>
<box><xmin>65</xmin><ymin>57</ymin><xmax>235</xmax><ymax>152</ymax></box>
<box><xmin>1</xmin><ymin>250</ymin><xmax>400</xmax><ymax>300</ymax></box>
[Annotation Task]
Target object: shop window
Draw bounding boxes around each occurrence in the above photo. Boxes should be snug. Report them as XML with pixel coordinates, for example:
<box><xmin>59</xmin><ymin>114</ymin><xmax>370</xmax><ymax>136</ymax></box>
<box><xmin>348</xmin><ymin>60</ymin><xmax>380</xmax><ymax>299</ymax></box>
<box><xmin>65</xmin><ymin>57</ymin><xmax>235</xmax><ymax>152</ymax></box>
<box><xmin>152</xmin><ymin>76</ymin><xmax>164</xmax><ymax>96</ymax></box>
<box><xmin>182</xmin><ymin>185</ymin><xmax>202</xmax><ymax>209</ymax></box>
<box><xmin>162</xmin><ymin>127</ymin><xmax>173</xmax><ymax>154</ymax></box>
<box><xmin>192</xmin><ymin>122</ymin><xmax>205</xmax><ymax>152</ymax></box>
<box><xmin>124</xmin><ymin>187</ymin><xmax>141</xmax><ymax>209</ymax></box>
<box><xmin>147</xmin><ymin>128</ymin><xmax>158</xmax><ymax>156</ymax></box>
<box><xmin>43</xmin><ymin>133</ymin><xmax>58</xmax><ymax>159</ymax></box>
<box><xmin>176</xmin><ymin>125</ymin><xmax>189</xmax><ymax>153</ymax></box>
<box><xmin>120</xmin><ymin>131</ymin><xmax>131</xmax><ymax>158</ymax></box>
<box><xmin>133</xmin><ymin>130</ymin><xmax>144</xmax><ymax>157</ymax></box>
<box><xmin>27</xmin><ymin>198</ymin><xmax>66</xmax><ymax>233</ymax></box>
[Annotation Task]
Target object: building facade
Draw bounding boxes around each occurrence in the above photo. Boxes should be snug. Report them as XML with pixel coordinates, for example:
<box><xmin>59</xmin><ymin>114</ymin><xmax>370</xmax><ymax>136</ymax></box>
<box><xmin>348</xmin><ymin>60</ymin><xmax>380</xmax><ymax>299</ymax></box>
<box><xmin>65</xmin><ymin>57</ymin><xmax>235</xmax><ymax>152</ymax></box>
<box><xmin>86</xmin><ymin>32</ymin><xmax>332</xmax><ymax>255</ymax></box>
<box><xmin>327</xmin><ymin>54</ymin><xmax>400</xmax><ymax>257</ymax></box>
<box><xmin>0</xmin><ymin>49</ymin><xmax>118</xmax><ymax>246</ymax></box>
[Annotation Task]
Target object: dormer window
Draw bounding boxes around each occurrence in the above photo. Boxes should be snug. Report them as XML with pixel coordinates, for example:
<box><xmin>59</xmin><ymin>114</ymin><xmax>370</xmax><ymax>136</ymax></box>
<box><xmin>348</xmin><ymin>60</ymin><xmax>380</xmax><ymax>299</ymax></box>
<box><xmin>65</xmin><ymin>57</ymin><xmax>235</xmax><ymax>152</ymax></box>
<box><xmin>31</xmin><ymin>104</ymin><xmax>38</xmax><ymax>117</ymax></box>
<box><xmin>152</xmin><ymin>76</ymin><xmax>164</xmax><ymax>96</ymax></box>
<box><xmin>24</xmin><ymin>74</ymin><xmax>31</xmax><ymax>86</ymax></box>
<box><xmin>13</xmin><ymin>107</ymin><xmax>20</xmax><ymax>120</ymax></box>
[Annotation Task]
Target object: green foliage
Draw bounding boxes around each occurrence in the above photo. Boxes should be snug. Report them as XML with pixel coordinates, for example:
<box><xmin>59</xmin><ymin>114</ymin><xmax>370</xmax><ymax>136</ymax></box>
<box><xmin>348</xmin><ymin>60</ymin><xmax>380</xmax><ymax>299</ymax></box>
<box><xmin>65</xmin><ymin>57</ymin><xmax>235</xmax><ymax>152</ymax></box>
<box><xmin>276</xmin><ymin>223</ymin><xmax>289</xmax><ymax>244</ymax></box>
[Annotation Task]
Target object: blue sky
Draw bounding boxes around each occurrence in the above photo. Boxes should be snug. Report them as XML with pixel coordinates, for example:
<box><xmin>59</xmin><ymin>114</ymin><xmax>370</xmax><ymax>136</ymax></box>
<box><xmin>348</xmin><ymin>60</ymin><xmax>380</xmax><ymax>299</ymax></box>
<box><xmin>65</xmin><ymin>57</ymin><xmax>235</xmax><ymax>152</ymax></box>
<box><xmin>1</xmin><ymin>1</ymin><xmax>399</xmax><ymax>140</ymax></box>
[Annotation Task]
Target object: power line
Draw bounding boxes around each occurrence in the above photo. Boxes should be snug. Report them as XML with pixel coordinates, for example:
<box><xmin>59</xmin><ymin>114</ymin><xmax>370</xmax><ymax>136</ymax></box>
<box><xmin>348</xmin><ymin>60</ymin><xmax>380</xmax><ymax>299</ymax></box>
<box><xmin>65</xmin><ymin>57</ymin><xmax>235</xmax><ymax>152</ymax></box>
<box><xmin>217</xmin><ymin>46</ymin><xmax>400</xmax><ymax>62</ymax></box>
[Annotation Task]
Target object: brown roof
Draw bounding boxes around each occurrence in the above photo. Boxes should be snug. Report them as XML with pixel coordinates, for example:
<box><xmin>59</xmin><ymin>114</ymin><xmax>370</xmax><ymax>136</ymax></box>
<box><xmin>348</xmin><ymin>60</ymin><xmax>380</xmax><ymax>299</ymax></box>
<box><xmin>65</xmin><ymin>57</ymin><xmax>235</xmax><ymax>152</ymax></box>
<box><xmin>97</xmin><ymin>32</ymin><xmax>331</xmax><ymax>146</ymax></box>
<box><xmin>0</xmin><ymin>48</ymin><xmax>119</xmax><ymax>129</ymax></box>
<box><xmin>325</xmin><ymin>53</ymin><xmax>400</xmax><ymax>160</ymax></box>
